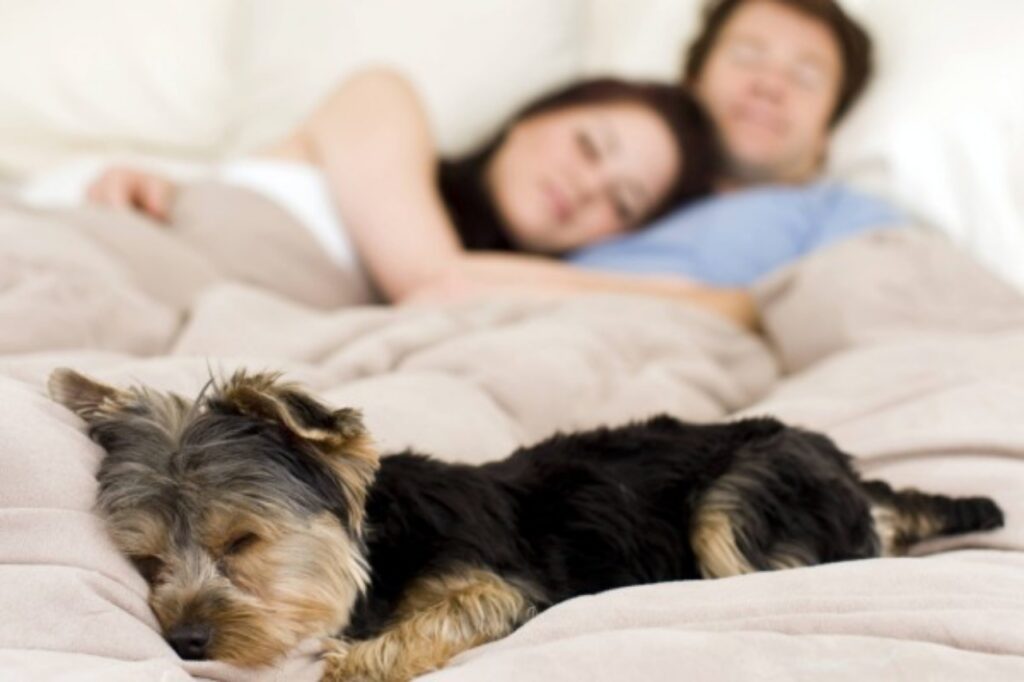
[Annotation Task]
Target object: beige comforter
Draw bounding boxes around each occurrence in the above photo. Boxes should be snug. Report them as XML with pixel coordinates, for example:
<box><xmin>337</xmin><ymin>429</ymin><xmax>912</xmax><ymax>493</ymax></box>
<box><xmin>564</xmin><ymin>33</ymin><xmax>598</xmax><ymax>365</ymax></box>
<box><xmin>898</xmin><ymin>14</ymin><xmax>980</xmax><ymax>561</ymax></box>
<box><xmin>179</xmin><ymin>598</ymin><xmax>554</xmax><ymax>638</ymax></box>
<box><xmin>0</xmin><ymin>191</ymin><xmax>1021</xmax><ymax>681</ymax></box>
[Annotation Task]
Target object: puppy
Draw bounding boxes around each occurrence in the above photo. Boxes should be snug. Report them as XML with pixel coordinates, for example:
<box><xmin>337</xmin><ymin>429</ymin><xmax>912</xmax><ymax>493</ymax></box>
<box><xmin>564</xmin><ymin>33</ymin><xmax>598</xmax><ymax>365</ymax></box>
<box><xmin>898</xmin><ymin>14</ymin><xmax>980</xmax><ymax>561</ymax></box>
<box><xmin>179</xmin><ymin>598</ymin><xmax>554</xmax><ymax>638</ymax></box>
<box><xmin>49</xmin><ymin>369</ymin><xmax>1004</xmax><ymax>681</ymax></box>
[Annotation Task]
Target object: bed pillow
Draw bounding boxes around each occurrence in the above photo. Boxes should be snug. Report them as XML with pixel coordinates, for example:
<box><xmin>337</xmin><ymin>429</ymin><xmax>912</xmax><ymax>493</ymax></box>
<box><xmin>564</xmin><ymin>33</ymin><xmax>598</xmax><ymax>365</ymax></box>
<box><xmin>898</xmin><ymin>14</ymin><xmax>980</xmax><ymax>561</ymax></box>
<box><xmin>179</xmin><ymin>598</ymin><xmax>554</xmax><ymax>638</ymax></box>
<box><xmin>0</xmin><ymin>1</ymin><xmax>236</xmax><ymax>180</ymax></box>
<box><xmin>583</xmin><ymin>0</ymin><xmax>702</xmax><ymax>80</ymax></box>
<box><xmin>827</xmin><ymin>0</ymin><xmax>1024</xmax><ymax>291</ymax></box>
<box><xmin>229</xmin><ymin>0</ymin><xmax>587</xmax><ymax>157</ymax></box>
<box><xmin>0</xmin><ymin>1</ymin><xmax>587</xmax><ymax>181</ymax></box>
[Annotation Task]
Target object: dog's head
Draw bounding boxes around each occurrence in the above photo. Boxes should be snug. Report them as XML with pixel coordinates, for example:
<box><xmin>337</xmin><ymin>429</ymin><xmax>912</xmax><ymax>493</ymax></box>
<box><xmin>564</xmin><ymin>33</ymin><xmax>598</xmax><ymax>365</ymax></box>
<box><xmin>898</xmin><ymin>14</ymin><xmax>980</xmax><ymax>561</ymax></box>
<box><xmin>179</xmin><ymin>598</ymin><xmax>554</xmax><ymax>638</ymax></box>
<box><xmin>48</xmin><ymin>368</ymin><xmax>378</xmax><ymax>666</ymax></box>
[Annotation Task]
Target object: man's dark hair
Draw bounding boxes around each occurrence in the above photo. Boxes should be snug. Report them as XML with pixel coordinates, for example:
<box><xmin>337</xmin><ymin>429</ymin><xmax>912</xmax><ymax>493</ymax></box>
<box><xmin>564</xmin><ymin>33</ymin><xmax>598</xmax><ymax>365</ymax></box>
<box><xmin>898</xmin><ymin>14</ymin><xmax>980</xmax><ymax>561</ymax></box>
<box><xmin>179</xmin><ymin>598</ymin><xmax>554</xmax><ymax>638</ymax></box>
<box><xmin>683</xmin><ymin>0</ymin><xmax>873</xmax><ymax>126</ymax></box>
<box><xmin>438</xmin><ymin>78</ymin><xmax>718</xmax><ymax>253</ymax></box>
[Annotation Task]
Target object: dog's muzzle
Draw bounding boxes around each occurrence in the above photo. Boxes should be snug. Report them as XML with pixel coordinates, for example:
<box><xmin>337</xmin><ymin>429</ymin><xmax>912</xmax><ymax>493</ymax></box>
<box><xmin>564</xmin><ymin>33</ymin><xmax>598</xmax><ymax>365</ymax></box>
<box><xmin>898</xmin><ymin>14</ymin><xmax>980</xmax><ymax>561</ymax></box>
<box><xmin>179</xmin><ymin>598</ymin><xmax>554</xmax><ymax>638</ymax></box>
<box><xmin>167</xmin><ymin>622</ymin><xmax>213</xmax><ymax>660</ymax></box>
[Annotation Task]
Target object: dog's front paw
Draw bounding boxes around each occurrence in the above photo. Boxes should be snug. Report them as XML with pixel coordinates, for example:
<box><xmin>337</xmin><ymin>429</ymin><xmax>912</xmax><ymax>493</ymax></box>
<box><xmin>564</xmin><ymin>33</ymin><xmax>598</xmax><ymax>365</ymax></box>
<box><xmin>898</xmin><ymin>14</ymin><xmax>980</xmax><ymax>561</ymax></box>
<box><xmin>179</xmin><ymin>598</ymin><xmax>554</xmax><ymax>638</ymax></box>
<box><xmin>321</xmin><ymin>639</ymin><xmax>365</xmax><ymax>682</ymax></box>
<box><xmin>321</xmin><ymin>637</ymin><xmax>425</xmax><ymax>682</ymax></box>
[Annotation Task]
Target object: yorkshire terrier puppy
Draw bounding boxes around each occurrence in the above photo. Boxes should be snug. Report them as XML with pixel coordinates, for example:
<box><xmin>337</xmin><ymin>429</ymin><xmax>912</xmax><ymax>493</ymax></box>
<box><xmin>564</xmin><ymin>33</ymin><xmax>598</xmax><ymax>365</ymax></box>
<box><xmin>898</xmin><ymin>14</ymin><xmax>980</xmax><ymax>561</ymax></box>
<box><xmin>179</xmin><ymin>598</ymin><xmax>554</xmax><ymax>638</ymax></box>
<box><xmin>49</xmin><ymin>369</ymin><xmax>1004</xmax><ymax>682</ymax></box>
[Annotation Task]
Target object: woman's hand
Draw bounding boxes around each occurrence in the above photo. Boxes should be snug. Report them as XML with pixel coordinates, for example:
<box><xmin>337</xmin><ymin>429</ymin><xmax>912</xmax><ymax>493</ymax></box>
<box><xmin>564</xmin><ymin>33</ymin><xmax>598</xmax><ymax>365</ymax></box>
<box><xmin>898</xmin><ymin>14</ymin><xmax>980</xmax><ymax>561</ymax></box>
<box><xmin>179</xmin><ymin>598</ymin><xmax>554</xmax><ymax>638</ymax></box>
<box><xmin>86</xmin><ymin>167</ymin><xmax>177</xmax><ymax>222</ymax></box>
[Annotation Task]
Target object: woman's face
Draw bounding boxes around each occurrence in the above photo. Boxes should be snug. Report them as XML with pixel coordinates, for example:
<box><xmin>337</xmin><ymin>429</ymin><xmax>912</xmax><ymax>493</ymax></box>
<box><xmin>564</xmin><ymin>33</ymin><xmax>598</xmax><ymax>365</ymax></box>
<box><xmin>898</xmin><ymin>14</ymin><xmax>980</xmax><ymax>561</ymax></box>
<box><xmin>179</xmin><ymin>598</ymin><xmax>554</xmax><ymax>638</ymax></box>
<box><xmin>485</xmin><ymin>101</ymin><xmax>680</xmax><ymax>254</ymax></box>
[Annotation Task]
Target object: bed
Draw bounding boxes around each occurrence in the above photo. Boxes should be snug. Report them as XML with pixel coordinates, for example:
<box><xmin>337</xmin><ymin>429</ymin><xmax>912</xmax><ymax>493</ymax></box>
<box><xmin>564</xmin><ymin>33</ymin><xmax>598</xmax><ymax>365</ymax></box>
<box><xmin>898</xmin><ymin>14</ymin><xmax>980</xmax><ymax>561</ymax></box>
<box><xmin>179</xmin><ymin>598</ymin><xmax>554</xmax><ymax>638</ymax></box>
<box><xmin>1</xmin><ymin>1</ymin><xmax>1023</xmax><ymax>680</ymax></box>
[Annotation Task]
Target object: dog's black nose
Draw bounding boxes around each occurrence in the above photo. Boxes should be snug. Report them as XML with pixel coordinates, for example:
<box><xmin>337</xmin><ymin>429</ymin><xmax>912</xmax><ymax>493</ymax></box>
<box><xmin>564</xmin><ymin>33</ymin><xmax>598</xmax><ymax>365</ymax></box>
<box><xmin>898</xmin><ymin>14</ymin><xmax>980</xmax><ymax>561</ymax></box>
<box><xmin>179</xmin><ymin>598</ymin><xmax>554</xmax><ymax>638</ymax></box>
<box><xmin>167</xmin><ymin>623</ymin><xmax>213</xmax><ymax>660</ymax></box>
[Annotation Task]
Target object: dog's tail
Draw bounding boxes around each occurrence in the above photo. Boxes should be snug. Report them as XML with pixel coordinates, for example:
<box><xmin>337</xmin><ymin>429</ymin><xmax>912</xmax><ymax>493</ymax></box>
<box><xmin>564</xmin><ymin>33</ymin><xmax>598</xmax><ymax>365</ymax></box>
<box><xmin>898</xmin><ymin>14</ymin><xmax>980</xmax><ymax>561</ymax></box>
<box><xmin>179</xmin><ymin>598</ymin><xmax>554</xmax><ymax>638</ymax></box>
<box><xmin>863</xmin><ymin>480</ymin><xmax>1004</xmax><ymax>556</ymax></box>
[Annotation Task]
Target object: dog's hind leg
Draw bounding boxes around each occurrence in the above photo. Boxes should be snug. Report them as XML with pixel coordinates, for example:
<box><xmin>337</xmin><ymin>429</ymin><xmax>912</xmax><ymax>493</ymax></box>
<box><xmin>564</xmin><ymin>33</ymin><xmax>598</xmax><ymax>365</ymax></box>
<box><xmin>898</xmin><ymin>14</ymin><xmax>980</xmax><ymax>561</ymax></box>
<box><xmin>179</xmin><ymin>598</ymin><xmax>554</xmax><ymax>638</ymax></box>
<box><xmin>863</xmin><ymin>480</ymin><xmax>1005</xmax><ymax>556</ymax></box>
<box><xmin>689</xmin><ymin>501</ymin><xmax>759</xmax><ymax>578</ymax></box>
<box><xmin>689</xmin><ymin>480</ymin><xmax>821</xmax><ymax>579</ymax></box>
<box><xmin>689</xmin><ymin>442</ymin><xmax>878</xmax><ymax>578</ymax></box>
<box><xmin>322</xmin><ymin>568</ymin><xmax>536</xmax><ymax>682</ymax></box>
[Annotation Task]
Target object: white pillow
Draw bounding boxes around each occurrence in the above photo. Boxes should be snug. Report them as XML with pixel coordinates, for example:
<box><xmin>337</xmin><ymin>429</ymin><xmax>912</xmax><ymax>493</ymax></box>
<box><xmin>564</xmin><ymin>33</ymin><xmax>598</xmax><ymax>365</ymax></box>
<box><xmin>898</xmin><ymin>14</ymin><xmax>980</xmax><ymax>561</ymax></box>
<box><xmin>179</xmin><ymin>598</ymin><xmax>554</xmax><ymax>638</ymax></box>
<box><xmin>0</xmin><ymin>0</ymin><xmax>236</xmax><ymax>180</ymax></box>
<box><xmin>828</xmin><ymin>0</ymin><xmax>1024</xmax><ymax>290</ymax></box>
<box><xmin>583</xmin><ymin>0</ymin><xmax>702</xmax><ymax>80</ymax></box>
<box><xmin>229</xmin><ymin>0</ymin><xmax>587</xmax><ymax>157</ymax></box>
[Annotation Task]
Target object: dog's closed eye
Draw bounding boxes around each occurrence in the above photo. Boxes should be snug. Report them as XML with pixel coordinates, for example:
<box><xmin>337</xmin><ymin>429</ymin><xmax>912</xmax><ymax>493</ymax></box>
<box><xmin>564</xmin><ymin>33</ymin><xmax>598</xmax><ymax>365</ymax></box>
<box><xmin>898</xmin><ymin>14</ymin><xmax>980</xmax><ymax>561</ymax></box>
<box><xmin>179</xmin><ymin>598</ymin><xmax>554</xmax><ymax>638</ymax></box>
<box><xmin>223</xmin><ymin>533</ymin><xmax>260</xmax><ymax>557</ymax></box>
<box><xmin>132</xmin><ymin>555</ymin><xmax>165</xmax><ymax>583</ymax></box>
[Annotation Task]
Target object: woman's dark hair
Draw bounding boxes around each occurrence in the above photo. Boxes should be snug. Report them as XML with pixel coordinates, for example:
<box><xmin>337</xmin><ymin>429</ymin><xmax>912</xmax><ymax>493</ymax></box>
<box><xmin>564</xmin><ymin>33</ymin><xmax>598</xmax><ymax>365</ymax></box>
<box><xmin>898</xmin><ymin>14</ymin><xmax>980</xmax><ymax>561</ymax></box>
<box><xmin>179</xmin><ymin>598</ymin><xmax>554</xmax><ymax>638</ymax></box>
<box><xmin>438</xmin><ymin>77</ymin><xmax>718</xmax><ymax>253</ymax></box>
<box><xmin>683</xmin><ymin>0</ymin><xmax>873</xmax><ymax>126</ymax></box>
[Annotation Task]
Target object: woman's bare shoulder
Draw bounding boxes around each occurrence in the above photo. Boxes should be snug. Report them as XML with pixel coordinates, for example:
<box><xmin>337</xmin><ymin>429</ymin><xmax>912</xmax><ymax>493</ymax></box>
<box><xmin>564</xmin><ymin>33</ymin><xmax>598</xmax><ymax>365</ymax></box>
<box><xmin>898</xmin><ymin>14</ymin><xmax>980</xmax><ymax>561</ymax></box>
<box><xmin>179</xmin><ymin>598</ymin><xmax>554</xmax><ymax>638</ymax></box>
<box><xmin>310</xmin><ymin>68</ymin><xmax>426</xmax><ymax>131</ymax></box>
<box><xmin>265</xmin><ymin>67</ymin><xmax>433</xmax><ymax>162</ymax></box>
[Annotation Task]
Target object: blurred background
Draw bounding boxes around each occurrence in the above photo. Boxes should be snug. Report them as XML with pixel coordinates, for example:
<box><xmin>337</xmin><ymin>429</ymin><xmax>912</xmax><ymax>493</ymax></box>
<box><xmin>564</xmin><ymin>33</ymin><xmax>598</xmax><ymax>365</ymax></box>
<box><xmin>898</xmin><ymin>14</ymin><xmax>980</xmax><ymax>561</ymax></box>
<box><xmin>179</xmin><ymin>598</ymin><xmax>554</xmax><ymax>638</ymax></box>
<box><xmin>1</xmin><ymin>0</ymin><xmax>1022</xmax><ymax>288</ymax></box>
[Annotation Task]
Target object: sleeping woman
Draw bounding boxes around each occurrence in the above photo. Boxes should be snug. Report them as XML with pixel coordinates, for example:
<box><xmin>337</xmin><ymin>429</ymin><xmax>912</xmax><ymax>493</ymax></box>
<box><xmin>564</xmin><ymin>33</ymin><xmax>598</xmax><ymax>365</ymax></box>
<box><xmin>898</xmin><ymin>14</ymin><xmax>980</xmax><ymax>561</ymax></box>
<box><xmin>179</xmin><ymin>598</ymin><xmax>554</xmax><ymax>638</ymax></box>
<box><xmin>87</xmin><ymin>68</ymin><xmax>758</xmax><ymax>330</ymax></box>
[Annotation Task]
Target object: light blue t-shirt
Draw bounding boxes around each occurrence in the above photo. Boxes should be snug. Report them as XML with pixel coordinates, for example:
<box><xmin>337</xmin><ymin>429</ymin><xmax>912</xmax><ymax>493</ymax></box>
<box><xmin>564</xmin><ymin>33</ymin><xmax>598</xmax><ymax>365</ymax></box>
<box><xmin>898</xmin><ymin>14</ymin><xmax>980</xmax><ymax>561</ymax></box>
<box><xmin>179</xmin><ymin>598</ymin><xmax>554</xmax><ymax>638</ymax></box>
<box><xmin>569</xmin><ymin>183</ymin><xmax>904</xmax><ymax>286</ymax></box>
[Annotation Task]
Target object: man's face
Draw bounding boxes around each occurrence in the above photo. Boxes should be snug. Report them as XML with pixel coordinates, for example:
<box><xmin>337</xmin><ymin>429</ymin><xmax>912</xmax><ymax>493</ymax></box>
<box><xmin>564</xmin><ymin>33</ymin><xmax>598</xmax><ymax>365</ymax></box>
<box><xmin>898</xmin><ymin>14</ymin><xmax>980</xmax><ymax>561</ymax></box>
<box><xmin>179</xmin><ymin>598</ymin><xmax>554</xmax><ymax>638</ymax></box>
<box><xmin>692</xmin><ymin>0</ymin><xmax>843</xmax><ymax>186</ymax></box>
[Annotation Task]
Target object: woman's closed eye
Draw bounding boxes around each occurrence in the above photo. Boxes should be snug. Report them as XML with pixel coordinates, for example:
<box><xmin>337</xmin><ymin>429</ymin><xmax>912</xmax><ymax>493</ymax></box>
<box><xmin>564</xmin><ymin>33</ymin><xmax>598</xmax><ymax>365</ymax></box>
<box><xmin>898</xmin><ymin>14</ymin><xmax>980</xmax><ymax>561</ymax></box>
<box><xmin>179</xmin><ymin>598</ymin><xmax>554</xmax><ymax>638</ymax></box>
<box><xmin>576</xmin><ymin>129</ymin><xmax>602</xmax><ymax>163</ymax></box>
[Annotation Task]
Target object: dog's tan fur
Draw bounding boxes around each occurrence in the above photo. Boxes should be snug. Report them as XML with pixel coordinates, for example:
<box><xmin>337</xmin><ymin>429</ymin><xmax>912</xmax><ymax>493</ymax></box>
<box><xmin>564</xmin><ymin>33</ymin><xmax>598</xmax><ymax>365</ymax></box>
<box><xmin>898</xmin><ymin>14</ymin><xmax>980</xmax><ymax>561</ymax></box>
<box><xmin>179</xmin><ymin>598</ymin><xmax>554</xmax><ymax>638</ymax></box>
<box><xmin>49</xmin><ymin>369</ymin><xmax>1004</xmax><ymax>682</ymax></box>
<box><xmin>323</xmin><ymin>568</ymin><xmax>532</xmax><ymax>682</ymax></box>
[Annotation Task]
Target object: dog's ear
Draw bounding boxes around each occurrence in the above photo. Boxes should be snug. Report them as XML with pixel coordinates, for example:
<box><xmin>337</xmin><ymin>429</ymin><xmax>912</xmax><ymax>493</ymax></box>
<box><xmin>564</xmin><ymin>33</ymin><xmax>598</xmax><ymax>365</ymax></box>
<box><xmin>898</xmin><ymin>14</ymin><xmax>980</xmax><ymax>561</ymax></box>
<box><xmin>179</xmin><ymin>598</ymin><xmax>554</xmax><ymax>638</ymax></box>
<box><xmin>48</xmin><ymin>368</ymin><xmax>133</xmax><ymax>421</ymax></box>
<box><xmin>213</xmin><ymin>372</ymin><xmax>379</xmax><ymax>528</ymax></box>
<box><xmin>213</xmin><ymin>372</ymin><xmax>369</xmax><ymax>449</ymax></box>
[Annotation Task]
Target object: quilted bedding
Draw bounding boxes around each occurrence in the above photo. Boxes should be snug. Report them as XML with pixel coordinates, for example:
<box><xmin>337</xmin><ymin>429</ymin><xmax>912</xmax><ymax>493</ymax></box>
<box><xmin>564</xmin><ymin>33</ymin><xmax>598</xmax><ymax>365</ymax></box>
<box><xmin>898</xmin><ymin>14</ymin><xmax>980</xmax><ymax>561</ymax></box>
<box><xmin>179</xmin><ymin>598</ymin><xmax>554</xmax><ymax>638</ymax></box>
<box><xmin>0</xmin><ymin>189</ymin><xmax>1021</xmax><ymax>681</ymax></box>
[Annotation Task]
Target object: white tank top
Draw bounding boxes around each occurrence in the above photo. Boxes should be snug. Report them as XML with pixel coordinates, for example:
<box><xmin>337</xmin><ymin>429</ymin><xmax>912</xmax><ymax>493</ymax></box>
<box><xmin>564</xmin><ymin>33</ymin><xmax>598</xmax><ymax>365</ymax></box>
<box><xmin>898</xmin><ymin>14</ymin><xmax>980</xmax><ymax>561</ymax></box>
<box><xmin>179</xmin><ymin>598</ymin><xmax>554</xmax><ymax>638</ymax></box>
<box><xmin>216</xmin><ymin>158</ymin><xmax>360</xmax><ymax>271</ymax></box>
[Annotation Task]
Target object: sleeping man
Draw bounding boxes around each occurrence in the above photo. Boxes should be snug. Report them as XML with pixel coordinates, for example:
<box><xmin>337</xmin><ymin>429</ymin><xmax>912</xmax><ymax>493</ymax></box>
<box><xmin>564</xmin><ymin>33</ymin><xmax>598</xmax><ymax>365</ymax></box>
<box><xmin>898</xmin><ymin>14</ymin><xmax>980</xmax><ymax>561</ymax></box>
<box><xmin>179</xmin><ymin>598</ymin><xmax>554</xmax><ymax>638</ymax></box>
<box><xmin>571</xmin><ymin>0</ymin><xmax>906</xmax><ymax>286</ymax></box>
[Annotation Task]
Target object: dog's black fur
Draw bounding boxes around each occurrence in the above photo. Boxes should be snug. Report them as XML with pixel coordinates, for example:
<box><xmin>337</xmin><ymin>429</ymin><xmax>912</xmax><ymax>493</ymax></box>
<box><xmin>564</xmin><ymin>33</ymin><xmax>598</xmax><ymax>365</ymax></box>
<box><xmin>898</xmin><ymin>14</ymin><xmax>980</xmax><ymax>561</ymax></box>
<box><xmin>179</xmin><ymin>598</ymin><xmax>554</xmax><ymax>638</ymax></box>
<box><xmin>346</xmin><ymin>414</ymin><xmax>1003</xmax><ymax>639</ymax></box>
<box><xmin>50</xmin><ymin>370</ymin><xmax>1005</xmax><ymax>679</ymax></box>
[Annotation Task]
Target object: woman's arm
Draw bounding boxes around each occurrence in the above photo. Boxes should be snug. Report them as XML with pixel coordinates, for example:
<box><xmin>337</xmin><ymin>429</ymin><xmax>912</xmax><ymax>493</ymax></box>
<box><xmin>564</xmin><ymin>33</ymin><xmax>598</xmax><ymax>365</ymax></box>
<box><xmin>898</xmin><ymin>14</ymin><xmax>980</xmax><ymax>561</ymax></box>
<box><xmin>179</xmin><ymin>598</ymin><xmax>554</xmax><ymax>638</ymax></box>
<box><xmin>415</xmin><ymin>253</ymin><xmax>760</xmax><ymax>331</ymax></box>
<box><xmin>285</xmin><ymin>68</ymin><xmax>463</xmax><ymax>301</ymax></box>
<box><xmin>284</xmin><ymin>68</ymin><xmax>758</xmax><ymax>330</ymax></box>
